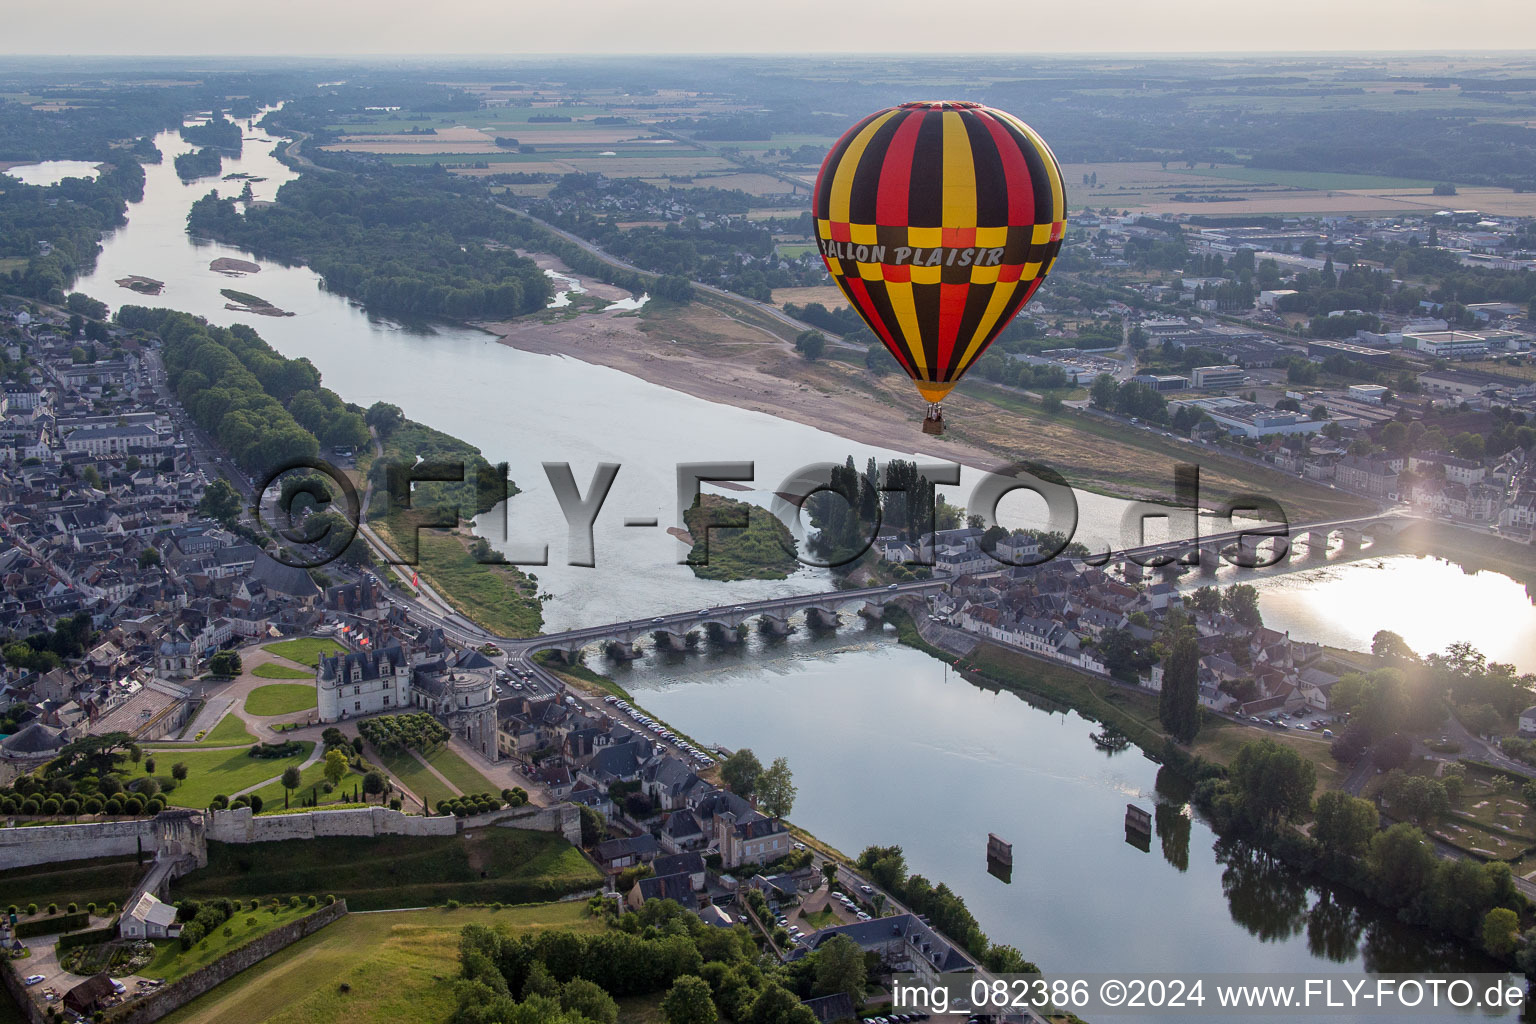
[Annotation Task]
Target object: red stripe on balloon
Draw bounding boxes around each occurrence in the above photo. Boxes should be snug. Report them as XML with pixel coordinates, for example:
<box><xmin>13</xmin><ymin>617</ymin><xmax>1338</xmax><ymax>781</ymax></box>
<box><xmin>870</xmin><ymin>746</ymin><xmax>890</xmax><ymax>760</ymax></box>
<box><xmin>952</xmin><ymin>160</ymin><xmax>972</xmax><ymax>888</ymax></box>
<box><xmin>978</xmin><ymin>110</ymin><xmax>1033</xmax><ymax>225</ymax></box>
<box><xmin>875</xmin><ymin>109</ymin><xmax>923</xmax><ymax>227</ymax></box>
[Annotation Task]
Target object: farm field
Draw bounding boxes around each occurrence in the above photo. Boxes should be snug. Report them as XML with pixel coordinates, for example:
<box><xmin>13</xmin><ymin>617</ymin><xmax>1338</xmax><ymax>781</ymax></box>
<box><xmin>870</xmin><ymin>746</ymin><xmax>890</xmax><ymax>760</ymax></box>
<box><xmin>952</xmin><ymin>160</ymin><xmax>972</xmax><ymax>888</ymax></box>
<box><xmin>244</xmin><ymin>683</ymin><xmax>318</xmax><ymax>716</ymax></box>
<box><xmin>1060</xmin><ymin>161</ymin><xmax>1536</xmax><ymax>217</ymax></box>
<box><xmin>159</xmin><ymin>903</ymin><xmax>602</xmax><ymax>1024</ymax></box>
<box><xmin>770</xmin><ymin>285</ymin><xmax>848</xmax><ymax>310</ymax></box>
<box><xmin>162</xmin><ymin>743</ymin><xmax>314</xmax><ymax>808</ymax></box>
<box><xmin>173</xmin><ymin>830</ymin><xmax>602</xmax><ymax>910</ymax></box>
<box><xmin>262</xmin><ymin>638</ymin><xmax>343</xmax><ymax>668</ymax></box>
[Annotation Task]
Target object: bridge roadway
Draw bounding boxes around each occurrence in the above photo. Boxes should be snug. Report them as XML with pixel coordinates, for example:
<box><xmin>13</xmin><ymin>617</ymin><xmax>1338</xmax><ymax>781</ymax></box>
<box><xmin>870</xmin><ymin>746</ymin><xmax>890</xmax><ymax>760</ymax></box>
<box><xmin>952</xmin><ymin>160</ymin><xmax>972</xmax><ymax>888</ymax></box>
<box><xmin>363</xmin><ymin>511</ymin><xmax>1418</xmax><ymax>664</ymax></box>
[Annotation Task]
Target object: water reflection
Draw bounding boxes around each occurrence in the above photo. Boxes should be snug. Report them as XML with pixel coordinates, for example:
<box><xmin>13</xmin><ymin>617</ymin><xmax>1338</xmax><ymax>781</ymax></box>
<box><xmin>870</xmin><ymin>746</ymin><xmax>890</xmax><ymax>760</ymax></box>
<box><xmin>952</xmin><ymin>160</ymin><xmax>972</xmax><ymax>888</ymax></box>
<box><xmin>1216</xmin><ymin>840</ymin><xmax>1311</xmax><ymax>944</ymax></box>
<box><xmin>1307</xmin><ymin>893</ymin><xmax>1366</xmax><ymax>963</ymax></box>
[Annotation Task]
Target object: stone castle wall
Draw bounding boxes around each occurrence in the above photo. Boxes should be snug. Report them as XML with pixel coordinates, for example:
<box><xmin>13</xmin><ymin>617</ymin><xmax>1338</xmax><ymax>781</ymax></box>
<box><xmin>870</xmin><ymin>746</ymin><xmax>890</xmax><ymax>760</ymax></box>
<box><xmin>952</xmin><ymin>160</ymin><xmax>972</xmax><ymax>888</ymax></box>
<box><xmin>0</xmin><ymin>818</ymin><xmax>158</xmax><ymax>870</ymax></box>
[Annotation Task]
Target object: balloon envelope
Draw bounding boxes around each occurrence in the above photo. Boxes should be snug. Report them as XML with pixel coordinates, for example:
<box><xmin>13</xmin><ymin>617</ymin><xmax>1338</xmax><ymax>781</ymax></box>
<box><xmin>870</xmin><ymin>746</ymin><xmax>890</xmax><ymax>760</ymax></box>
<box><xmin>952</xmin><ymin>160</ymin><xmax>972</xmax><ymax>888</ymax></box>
<box><xmin>813</xmin><ymin>101</ymin><xmax>1066</xmax><ymax>404</ymax></box>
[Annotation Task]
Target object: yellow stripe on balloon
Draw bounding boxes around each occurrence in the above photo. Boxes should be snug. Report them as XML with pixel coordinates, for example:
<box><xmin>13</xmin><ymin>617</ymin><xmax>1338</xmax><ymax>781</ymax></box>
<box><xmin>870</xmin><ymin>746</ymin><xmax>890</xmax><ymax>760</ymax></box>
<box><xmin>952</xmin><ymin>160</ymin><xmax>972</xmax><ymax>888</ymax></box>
<box><xmin>953</xmin><ymin>281</ymin><xmax>1019</xmax><ymax>373</ymax></box>
<box><xmin>941</xmin><ymin>110</ymin><xmax>977</xmax><ymax>229</ymax></box>
<box><xmin>884</xmin><ymin>280</ymin><xmax>928</xmax><ymax>378</ymax></box>
<box><xmin>829</xmin><ymin>110</ymin><xmax>900</xmax><ymax>224</ymax></box>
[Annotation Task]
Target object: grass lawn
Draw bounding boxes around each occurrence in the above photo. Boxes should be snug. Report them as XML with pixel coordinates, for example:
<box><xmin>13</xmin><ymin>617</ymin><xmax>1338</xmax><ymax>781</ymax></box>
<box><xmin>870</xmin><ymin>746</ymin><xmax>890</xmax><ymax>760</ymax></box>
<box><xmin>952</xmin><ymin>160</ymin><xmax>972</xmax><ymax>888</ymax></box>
<box><xmin>162</xmin><ymin>743</ymin><xmax>314</xmax><ymax>808</ymax></box>
<box><xmin>143</xmin><ymin>903</ymin><xmax>319</xmax><ymax>984</ymax></box>
<box><xmin>263</xmin><ymin>638</ymin><xmax>344</xmax><ymax>668</ymax></box>
<box><xmin>175</xmin><ymin>830</ymin><xmax>601</xmax><ymax>910</ymax></box>
<box><xmin>246</xmin><ymin>762</ymin><xmax>365</xmax><ymax>811</ymax></box>
<box><xmin>245</xmin><ymin>684</ymin><xmax>318</xmax><ymax>716</ymax></box>
<box><xmin>150</xmin><ymin>714</ymin><xmax>257</xmax><ymax>750</ymax></box>
<box><xmin>373</xmin><ymin>748</ymin><xmax>458</xmax><ymax>809</ymax></box>
<box><xmin>421</xmin><ymin>745</ymin><xmax>498</xmax><ymax>797</ymax></box>
<box><xmin>251</xmin><ymin>663</ymin><xmax>315</xmax><ymax>680</ymax></box>
<box><xmin>798</xmin><ymin>907</ymin><xmax>840</xmax><ymax>931</ymax></box>
<box><xmin>0</xmin><ymin>854</ymin><xmax>143</xmax><ymax>911</ymax></box>
<box><xmin>1191</xmin><ymin>719</ymin><xmax>1346</xmax><ymax>795</ymax></box>
<box><xmin>160</xmin><ymin>903</ymin><xmax>601</xmax><ymax>1024</ymax></box>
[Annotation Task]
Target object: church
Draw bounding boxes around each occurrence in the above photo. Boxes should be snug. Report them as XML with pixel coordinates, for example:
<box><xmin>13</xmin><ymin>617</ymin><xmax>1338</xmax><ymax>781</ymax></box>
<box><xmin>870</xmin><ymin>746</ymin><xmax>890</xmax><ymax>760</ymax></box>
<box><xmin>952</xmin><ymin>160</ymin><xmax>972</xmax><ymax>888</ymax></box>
<box><xmin>315</xmin><ymin>629</ymin><xmax>500</xmax><ymax>763</ymax></box>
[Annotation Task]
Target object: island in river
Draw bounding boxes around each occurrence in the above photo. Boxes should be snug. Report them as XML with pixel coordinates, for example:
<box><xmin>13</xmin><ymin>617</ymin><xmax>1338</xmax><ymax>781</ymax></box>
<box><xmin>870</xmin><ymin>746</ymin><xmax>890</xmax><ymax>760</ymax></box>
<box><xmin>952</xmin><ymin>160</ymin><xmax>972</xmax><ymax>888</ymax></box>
<box><xmin>681</xmin><ymin>493</ymin><xmax>799</xmax><ymax>581</ymax></box>
<box><xmin>220</xmin><ymin>287</ymin><xmax>293</xmax><ymax>317</ymax></box>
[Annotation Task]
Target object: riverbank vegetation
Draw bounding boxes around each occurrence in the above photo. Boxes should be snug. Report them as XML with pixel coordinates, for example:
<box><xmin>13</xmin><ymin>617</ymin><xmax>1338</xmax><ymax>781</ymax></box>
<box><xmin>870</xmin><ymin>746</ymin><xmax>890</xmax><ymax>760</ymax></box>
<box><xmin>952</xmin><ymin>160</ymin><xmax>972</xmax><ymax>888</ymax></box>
<box><xmin>187</xmin><ymin>172</ymin><xmax>553</xmax><ymax>320</ymax></box>
<box><xmin>453</xmin><ymin>896</ymin><xmax>875</xmax><ymax>1024</ymax></box>
<box><xmin>174</xmin><ymin>147</ymin><xmax>222</xmax><ymax>181</ymax></box>
<box><xmin>683</xmin><ymin>494</ymin><xmax>798</xmax><ymax>581</ymax></box>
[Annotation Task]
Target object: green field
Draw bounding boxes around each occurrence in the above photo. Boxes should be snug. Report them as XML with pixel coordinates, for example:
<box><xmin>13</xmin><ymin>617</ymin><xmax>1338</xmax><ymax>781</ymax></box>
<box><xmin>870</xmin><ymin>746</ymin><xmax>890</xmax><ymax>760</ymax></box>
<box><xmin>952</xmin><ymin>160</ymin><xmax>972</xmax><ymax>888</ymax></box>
<box><xmin>263</xmin><ymin>638</ymin><xmax>344</xmax><ymax>668</ymax></box>
<box><xmin>251</xmin><ymin>662</ymin><xmax>314</xmax><ymax>680</ymax></box>
<box><xmin>160</xmin><ymin>903</ymin><xmax>602</xmax><ymax>1024</ymax></box>
<box><xmin>162</xmin><ymin>743</ymin><xmax>314</xmax><ymax>808</ymax></box>
<box><xmin>373</xmin><ymin>748</ymin><xmax>456</xmax><ymax>810</ymax></box>
<box><xmin>0</xmin><ymin>854</ymin><xmax>143</xmax><ymax>911</ymax></box>
<box><xmin>1181</xmin><ymin>166</ymin><xmax>1440</xmax><ymax>190</ymax></box>
<box><xmin>174</xmin><ymin>830</ymin><xmax>601</xmax><ymax>911</ymax></box>
<box><xmin>244</xmin><ymin>684</ymin><xmax>318</xmax><ymax>716</ymax></box>
<box><xmin>143</xmin><ymin>903</ymin><xmax>319</xmax><ymax>984</ymax></box>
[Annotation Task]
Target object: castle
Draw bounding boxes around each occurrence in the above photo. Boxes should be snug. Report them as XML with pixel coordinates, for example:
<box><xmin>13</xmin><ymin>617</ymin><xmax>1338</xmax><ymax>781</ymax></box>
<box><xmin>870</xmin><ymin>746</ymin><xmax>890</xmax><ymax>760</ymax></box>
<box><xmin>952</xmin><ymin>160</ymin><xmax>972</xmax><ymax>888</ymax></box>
<box><xmin>315</xmin><ymin>629</ymin><xmax>499</xmax><ymax>762</ymax></box>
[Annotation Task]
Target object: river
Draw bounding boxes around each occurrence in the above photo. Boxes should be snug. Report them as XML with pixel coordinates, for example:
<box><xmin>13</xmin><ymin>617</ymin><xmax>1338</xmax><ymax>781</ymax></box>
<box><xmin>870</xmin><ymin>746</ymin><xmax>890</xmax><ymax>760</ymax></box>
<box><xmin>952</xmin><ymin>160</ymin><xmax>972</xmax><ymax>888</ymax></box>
<box><xmin>62</xmin><ymin>113</ymin><xmax>1532</xmax><ymax>1019</ymax></box>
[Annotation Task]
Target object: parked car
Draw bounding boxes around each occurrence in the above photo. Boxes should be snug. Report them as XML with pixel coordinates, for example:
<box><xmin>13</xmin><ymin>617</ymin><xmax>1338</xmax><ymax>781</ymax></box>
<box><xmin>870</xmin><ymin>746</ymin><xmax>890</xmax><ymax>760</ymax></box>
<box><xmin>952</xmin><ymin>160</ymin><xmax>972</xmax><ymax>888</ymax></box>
<box><xmin>23</xmin><ymin>976</ymin><xmax>43</xmax><ymax>986</ymax></box>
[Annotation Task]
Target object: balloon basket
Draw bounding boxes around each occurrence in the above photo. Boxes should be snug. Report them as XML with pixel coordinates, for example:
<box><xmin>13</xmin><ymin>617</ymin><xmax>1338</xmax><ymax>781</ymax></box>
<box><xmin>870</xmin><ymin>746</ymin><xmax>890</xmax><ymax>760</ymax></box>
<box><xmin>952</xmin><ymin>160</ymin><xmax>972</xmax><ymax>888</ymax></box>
<box><xmin>921</xmin><ymin>406</ymin><xmax>945</xmax><ymax>435</ymax></box>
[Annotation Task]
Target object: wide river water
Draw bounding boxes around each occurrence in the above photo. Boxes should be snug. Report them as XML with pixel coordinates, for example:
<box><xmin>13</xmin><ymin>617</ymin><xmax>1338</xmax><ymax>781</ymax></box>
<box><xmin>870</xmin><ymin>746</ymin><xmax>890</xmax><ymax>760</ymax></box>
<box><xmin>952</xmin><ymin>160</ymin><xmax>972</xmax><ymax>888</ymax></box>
<box><xmin>60</xmin><ymin>117</ymin><xmax>1535</xmax><ymax>1020</ymax></box>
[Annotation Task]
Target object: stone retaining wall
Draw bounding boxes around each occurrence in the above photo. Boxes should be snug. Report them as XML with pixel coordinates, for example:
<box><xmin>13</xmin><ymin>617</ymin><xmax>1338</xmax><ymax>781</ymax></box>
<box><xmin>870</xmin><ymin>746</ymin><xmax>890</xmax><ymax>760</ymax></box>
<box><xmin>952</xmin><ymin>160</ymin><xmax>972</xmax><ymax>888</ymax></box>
<box><xmin>106</xmin><ymin>900</ymin><xmax>348</xmax><ymax>1024</ymax></box>
<box><xmin>0</xmin><ymin>819</ymin><xmax>157</xmax><ymax>870</ymax></box>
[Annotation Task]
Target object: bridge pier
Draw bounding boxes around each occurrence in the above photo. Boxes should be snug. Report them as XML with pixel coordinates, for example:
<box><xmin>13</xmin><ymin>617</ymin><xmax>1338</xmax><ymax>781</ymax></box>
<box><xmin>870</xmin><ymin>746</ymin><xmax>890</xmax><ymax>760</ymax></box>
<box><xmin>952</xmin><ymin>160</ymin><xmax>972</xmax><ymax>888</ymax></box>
<box><xmin>603</xmin><ymin>640</ymin><xmax>641</xmax><ymax>662</ymax></box>
<box><xmin>652</xmin><ymin>630</ymin><xmax>694</xmax><ymax>652</ymax></box>
<box><xmin>1302</xmin><ymin>528</ymin><xmax>1331</xmax><ymax>561</ymax></box>
<box><xmin>1119</xmin><ymin>558</ymin><xmax>1144</xmax><ymax>583</ymax></box>
<box><xmin>1340</xmin><ymin>528</ymin><xmax>1364</xmax><ymax>554</ymax></box>
<box><xmin>859</xmin><ymin>600</ymin><xmax>889</xmax><ymax>620</ymax></box>
<box><xmin>757</xmin><ymin>614</ymin><xmax>792</xmax><ymax>636</ymax></box>
<box><xmin>805</xmin><ymin>608</ymin><xmax>840</xmax><ymax>630</ymax></box>
<box><xmin>704</xmin><ymin>622</ymin><xmax>745</xmax><ymax>645</ymax></box>
<box><xmin>1198</xmin><ymin>540</ymin><xmax>1224</xmax><ymax>575</ymax></box>
<box><xmin>1230</xmin><ymin>534</ymin><xmax>1286</xmax><ymax>569</ymax></box>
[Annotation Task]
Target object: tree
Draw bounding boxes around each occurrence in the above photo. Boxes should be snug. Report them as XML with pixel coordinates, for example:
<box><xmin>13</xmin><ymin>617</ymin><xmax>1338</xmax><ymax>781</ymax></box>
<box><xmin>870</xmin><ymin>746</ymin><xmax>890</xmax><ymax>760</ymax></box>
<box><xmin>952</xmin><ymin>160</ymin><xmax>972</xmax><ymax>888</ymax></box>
<box><xmin>1229</xmin><ymin>739</ymin><xmax>1316</xmax><ymax>833</ymax></box>
<box><xmin>745</xmin><ymin>984</ymin><xmax>817</xmax><ymax>1024</ymax></box>
<box><xmin>198</xmin><ymin>478</ymin><xmax>242</xmax><ymax>526</ymax></box>
<box><xmin>1158</xmin><ymin>617</ymin><xmax>1201</xmax><ymax>743</ymax></box>
<box><xmin>1313</xmin><ymin>791</ymin><xmax>1378</xmax><ymax>861</ymax></box>
<box><xmin>720</xmin><ymin>749</ymin><xmax>763</xmax><ymax>799</ymax></box>
<box><xmin>660</xmin><ymin>975</ymin><xmax>717</xmax><ymax>1024</ymax></box>
<box><xmin>561</xmin><ymin>978</ymin><xmax>619</xmax><ymax>1024</ymax></box>
<box><xmin>757</xmin><ymin>757</ymin><xmax>796</xmax><ymax>819</ymax></box>
<box><xmin>1370</xmin><ymin>629</ymin><xmax>1417</xmax><ymax>663</ymax></box>
<box><xmin>820</xmin><ymin>861</ymin><xmax>838</xmax><ymax>890</ymax></box>
<box><xmin>813</xmin><ymin>933</ymin><xmax>866</xmax><ymax>1004</ymax></box>
<box><xmin>1369</xmin><ymin>823</ymin><xmax>1438</xmax><ymax>898</ymax></box>
<box><xmin>208</xmin><ymin>651</ymin><xmax>241</xmax><ymax>677</ymax></box>
<box><xmin>323</xmin><ymin>749</ymin><xmax>348</xmax><ymax>788</ymax></box>
<box><xmin>171</xmin><ymin>762</ymin><xmax>189</xmax><ymax>782</ymax></box>
<box><xmin>281</xmin><ymin>766</ymin><xmax>301</xmax><ymax>808</ymax></box>
<box><xmin>1370</xmin><ymin>733</ymin><xmax>1412</xmax><ymax>772</ymax></box>
<box><xmin>363</xmin><ymin>401</ymin><xmax>404</xmax><ymax>439</ymax></box>
<box><xmin>1090</xmin><ymin>373</ymin><xmax>1118</xmax><ymax>410</ymax></box>
<box><xmin>1484</xmin><ymin>907</ymin><xmax>1519</xmax><ymax>956</ymax></box>
<box><xmin>1221</xmin><ymin>584</ymin><xmax>1262</xmax><ymax>628</ymax></box>
<box><xmin>795</xmin><ymin>330</ymin><xmax>826</xmax><ymax>361</ymax></box>
<box><xmin>362</xmin><ymin>770</ymin><xmax>386</xmax><ymax>802</ymax></box>
<box><xmin>578</xmin><ymin>804</ymin><xmax>605</xmax><ymax>846</ymax></box>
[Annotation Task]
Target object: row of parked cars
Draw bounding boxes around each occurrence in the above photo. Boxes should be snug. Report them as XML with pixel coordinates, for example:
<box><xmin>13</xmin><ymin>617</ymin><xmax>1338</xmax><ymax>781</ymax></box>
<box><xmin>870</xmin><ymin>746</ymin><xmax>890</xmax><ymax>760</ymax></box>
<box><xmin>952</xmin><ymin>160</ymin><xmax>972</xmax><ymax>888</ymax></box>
<box><xmin>604</xmin><ymin>696</ymin><xmax>717</xmax><ymax>768</ymax></box>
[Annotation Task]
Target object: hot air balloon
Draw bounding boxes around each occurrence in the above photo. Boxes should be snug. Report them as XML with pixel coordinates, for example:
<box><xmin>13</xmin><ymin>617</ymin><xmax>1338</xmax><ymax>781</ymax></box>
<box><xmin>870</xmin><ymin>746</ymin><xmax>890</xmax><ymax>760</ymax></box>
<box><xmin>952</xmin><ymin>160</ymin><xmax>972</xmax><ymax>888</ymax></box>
<box><xmin>813</xmin><ymin>101</ymin><xmax>1066</xmax><ymax>434</ymax></box>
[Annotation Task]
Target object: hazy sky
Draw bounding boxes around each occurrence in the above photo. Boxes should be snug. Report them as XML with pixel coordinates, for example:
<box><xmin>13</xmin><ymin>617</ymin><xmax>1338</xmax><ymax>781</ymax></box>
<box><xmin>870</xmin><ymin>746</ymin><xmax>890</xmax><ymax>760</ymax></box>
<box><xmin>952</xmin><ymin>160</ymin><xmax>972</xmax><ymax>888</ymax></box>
<box><xmin>3</xmin><ymin>0</ymin><xmax>1535</xmax><ymax>56</ymax></box>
